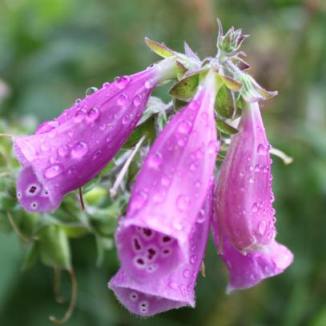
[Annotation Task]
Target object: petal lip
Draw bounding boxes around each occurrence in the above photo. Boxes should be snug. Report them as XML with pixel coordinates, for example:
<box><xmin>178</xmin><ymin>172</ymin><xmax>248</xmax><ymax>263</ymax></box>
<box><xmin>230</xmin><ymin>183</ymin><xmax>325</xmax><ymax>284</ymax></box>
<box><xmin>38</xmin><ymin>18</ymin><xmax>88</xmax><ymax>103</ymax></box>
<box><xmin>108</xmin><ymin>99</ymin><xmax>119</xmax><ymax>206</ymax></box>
<box><xmin>109</xmin><ymin>190</ymin><xmax>212</xmax><ymax>317</ymax></box>
<box><xmin>212</xmin><ymin>195</ymin><xmax>293</xmax><ymax>293</ymax></box>
<box><xmin>224</xmin><ymin>239</ymin><xmax>294</xmax><ymax>293</ymax></box>
<box><xmin>108</xmin><ymin>269</ymin><xmax>193</xmax><ymax>317</ymax></box>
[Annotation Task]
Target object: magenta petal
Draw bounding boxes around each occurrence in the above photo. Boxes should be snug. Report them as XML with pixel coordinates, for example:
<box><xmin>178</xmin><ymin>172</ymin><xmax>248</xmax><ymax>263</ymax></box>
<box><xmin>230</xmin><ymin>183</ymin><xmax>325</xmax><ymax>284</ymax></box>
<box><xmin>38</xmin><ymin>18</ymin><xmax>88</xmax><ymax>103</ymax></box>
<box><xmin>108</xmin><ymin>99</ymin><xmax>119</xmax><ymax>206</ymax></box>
<box><xmin>109</xmin><ymin>191</ymin><xmax>211</xmax><ymax>317</ymax></box>
<box><xmin>215</xmin><ymin>102</ymin><xmax>276</xmax><ymax>252</ymax></box>
<box><xmin>16</xmin><ymin>166</ymin><xmax>61</xmax><ymax>212</ymax></box>
<box><xmin>115</xmin><ymin>73</ymin><xmax>218</xmax><ymax>280</ymax></box>
<box><xmin>14</xmin><ymin>61</ymin><xmax>173</xmax><ymax>213</ymax></box>
<box><xmin>216</xmin><ymin>236</ymin><xmax>293</xmax><ymax>293</ymax></box>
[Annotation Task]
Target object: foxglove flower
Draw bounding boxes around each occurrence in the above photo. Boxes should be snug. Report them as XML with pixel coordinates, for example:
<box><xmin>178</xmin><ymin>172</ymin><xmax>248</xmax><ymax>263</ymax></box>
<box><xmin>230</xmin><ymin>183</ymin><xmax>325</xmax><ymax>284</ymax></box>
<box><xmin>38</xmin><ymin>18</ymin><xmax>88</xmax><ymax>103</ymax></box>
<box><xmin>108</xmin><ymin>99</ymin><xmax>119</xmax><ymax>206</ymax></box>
<box><xmin>112</xmin><ymin>71</ymin><xmax>218</xmax><ymax>282</ymax></box>
<box><xmin>211</xmin><ymin>220</ymin><xmax>293</xmax><ymax>292</ymax></box>
<box><xmin>109</xmin><ymin>190</ymin><xmax>212</xmax><ymax>316</ymax></box>
<box><xmin>215</xmin><ymin>102</ymin><xmax>277</xmax><ymax>252</ymax></box>
<box><xmin>14</xmin><ymin>58</ymin><xmax>176</xmax><ymax>213</ymax></box>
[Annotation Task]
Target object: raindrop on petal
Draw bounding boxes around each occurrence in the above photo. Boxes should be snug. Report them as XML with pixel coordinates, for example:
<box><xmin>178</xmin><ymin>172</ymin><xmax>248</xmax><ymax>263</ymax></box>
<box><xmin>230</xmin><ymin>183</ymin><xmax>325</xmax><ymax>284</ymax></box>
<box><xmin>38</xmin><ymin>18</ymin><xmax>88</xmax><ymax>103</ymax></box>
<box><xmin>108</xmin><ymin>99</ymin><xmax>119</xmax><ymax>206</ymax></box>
<box><xmin>71</xmin><ymin>142</ymin><xmax>88</xmax><ymax>159</ymax></box>
<box><xmin>44</xmin><ymin>164</ymin><xmax>63</xmax><ymax>179</ymax></box>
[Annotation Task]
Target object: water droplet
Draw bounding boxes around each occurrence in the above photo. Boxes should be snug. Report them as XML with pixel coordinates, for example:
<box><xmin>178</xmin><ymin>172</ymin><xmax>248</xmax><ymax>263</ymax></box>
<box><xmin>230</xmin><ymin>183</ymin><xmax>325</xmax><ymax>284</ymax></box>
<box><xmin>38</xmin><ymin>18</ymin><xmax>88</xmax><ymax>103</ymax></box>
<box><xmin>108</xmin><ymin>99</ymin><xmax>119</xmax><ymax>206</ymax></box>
<box><xmin>178</xmin><ymin>121</ymin><xmax>192</xmax><ymax>134</ymax></box>
<box><xmin>58</xmin><ymin>146</ymin><xmax>69</xmax><ymax>158</ymax></box>
<box><xmin>115</xmin><ymin>76</ymin><xmax>130</xmax><ymax>89</ymax></box>
<box><xmin>190</xmin><ymin>255</ymin><xmax>197</xmax><ymax>264</ymax></box>
<box><xmin>132</xmin><ymin>95</ymin><xmax>142</xmax><ymax>107</ymax></box>
<box><xmin>194</xmin><ymin>180</ymin><xmax>201</xmax><ymax>188</ymax></box>
<box><xmin>189</xmin><ymin>161</ymin><xmax>198</xmax><ymax>171</ymax></box>
<box><xmin>86</xmin><ymin>107</ymin><xmax>100</xmax><ymax>123</ymax></box>
<box><xmin>183</xmin><ymin>269</ymin><xmax>191</xmax><ymax>278</ymax></box>
<box><xmin>168</xmin><ymin>282</ymin><xmax>178</xmax><ymax>290</ymax></box>
<box><xmin>257</xmin><ymin>144</ymin><xmax>267</xmax><ymax>155</ymax></box>
<box><xmin>153</xmin><ymin>190</ymin><xmax>165</xmax><ymax>203</ymax></box>
<box><xmin>75</xmin><ymin>98</ymin><xmax>82</xmax><ymax>106</ymax></box>
<box><xmin>74</xmin><ymin>110</ymin><xmax>86</xmax><ymax>123</ymax></box>
<box><xmin>147</xmin><ymin>152</ymin><xmax>162</xmax><ymax>169</ymax></box>
<box><xmin>130</xmin><ymin>192</ymin><xmax>148</xmax><ymax>211</ymax></box>
<box><xmin>196</xmin><ymin>209</ymin><xmax>206</xmax><ymax>223</ymax></box>
<box><xmin>177</xmin><ymin>136</ymin><xmax>186</xmax><ymax>147</ymax></box>
<box><xmin>160</xmin><ymin>175</ymin><xmax>170</xmax><ymax>187</ymax></box>
<box><xmin>117</xmin><ymin>94</ymin><xmax>128</xmax><ymax>106</ymax></box>
<box><xmin>176</xmin><ymin>195</ymin><xmax>190</xmax><ymax>212</ymax></box>
<box><xmin>201</xmin><ymin>112</ymin><xmax>208</xmax><ymax>123</ymax></box>
<box><xmin>44</xmin><ymin>164</ymin><xmax>63</xmax><ymax>179</ymax></box>
<box><xmin>40</xmin><ymin>143</ymin><xmax>49</xmax><ymax>152</ymax></box>
<box><xmin>85</xmin><ymin>86</ymin><xmax>98</xmax><ymax>96</ymax></box>
<box><xmin>208</xmin><ymin>141</ymin><xmax>217</xmax><ymax>155</ymax></box>
<box><xmin>144</xmin><ymin>80</ymin><xmax>153</xmax><ymax>89</ymax></box>
<box><xmin>102</xmin><ymin>82</ymin><xmax>110</xmax><ymax>88</ymax></box>
<box><xmin>173</xmin><ymin>221</ymin><xmax>184</xmax><ymax>231</ymax></box>
<box><xmin>71</xmin><ymin>142</ymin><xmax>88</xmax><ymax>159</ymax></box>
<box><xmin>252</xmin><ymin>202</ymin><xmax>258</xmax><ymax>213</ymax></box>
<box><xmin>248</xmin><ymin>177</ymin><xmax>254</xmax><ymax>184</ymax></box>
<box><xmin>92</xmin><ymin>150</ymin><xmax>102</xmax><ymax>161</ymax></box>
<box><xmin>258</xmin><ymin>220</ymin><xmax>267</xmax><ymax>235</ymax></box>
<box><xmin>122</xmin><ymin>114</ymin><xmax>131</xmax><ymax>125</ymax></box>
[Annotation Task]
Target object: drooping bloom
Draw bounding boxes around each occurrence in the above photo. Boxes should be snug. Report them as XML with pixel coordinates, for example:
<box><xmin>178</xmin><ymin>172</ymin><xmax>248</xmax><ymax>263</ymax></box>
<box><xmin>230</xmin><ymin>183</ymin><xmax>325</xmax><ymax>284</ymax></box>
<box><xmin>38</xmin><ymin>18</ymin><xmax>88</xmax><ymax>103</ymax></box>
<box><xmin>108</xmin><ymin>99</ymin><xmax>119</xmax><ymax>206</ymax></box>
<box><xmin>14</xmin><ymin>58</ymin><xmax>176</xmax><ymax>213</ymax></box>
<box><xmin>211</xmin><ymin>207</ymin><xmax>293</xmax><ymax>292</ymax></box>
<box><xmin>212</xmin><ymin>101</ymin><xmax>293</xmax><ymax>292</ymax></box>
<box><xmin>109</xmin><ymin>190</ymin><xmax>212</xmax><ymax>316</ymax></box>
<box><xmin>213</xmin><ymin>234</ymin><xmax>293</xmax><ymax>293</ymax></box>
<box><xmin>111</xmin><ymin>70</ymin><xmax>218</xmax><ymax>283</ymax></box>
<box><xmin>215</xmin><ymin>101</ymin><xmax>277</xmax><ymax>252</ymax></box>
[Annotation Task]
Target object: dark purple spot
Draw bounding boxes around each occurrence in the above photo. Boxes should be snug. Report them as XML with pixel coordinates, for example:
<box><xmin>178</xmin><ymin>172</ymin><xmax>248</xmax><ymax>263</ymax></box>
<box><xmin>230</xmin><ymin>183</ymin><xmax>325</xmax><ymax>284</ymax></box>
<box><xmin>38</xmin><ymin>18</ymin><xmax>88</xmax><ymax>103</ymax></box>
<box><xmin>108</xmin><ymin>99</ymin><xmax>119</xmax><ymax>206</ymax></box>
<box><xmin>136</xmin><ymin>258</ymin><xmax>145</xmax><ymax>266</ymax></box>
<box><xmin>162</xmin><ymin>248</ymin><xmax>171</xmax><ymax>255</ymax></box>
<box><xmin>162</xmin><ymin>236</ymin><xmax>172</xmax><ymax>243</ymax></box>
<box><xmin>133</xmin><ymin>238</ymin><xmax>141</xmax><ymax>251</ymax></box>
<box><xmin>28</xmin><ymin>185</ymin><xmax>37</xmax><ymax>194</ymax></box>
<box><xmin>147</xmin><ymin>248</ymin><xmax>156</xmax><ymax>260</ymax></box>
<box><xmin>142</xmin><ymin>228</ymin><xmax>152</xmax><ymax>237</ymax></box>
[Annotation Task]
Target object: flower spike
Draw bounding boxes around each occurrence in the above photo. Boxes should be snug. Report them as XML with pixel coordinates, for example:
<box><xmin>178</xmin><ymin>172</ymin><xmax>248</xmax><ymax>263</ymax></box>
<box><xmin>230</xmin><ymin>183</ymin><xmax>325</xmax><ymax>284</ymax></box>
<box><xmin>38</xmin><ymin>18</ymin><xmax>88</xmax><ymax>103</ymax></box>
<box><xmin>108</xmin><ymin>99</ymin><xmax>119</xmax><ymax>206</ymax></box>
<box><xmin>14</xmin><ymin>58</ymin><xmax>177</xmax><ymax>213</ymax></box>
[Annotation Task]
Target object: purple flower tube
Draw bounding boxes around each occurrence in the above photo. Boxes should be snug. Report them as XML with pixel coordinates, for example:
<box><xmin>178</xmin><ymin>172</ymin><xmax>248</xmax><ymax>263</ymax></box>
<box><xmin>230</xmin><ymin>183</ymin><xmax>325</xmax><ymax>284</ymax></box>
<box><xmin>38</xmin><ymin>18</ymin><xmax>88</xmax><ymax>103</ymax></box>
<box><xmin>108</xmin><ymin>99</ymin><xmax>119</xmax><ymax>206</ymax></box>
<box><xmin>14</xmin><ymin>58</ymin><xmax>176</xmax><ymax>213</ymax></box>
<box><xmin>215</xmin><ymin>102</ymin><xmax>277</xmax><ymax>252</ymax></box>
<box><xmin>113</xmin><ymin>71</ymin><xmax>218</xmax><ymax>282</ymax></box>
<box><xmin>109</xmin><ymin>190</ymin><xmax>212</xmax><ymax>316</ymax></box>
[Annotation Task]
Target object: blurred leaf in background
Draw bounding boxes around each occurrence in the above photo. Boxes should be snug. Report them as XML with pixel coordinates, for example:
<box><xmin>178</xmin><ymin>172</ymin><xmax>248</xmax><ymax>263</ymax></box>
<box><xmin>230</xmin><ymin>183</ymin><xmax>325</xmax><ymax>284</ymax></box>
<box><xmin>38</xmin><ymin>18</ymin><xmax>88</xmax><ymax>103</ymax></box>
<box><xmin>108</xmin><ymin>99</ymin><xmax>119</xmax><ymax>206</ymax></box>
<box><xmin>0</xmin><ymin>0</ymin><xmax>326</xmax><ymax>325</ymax></box>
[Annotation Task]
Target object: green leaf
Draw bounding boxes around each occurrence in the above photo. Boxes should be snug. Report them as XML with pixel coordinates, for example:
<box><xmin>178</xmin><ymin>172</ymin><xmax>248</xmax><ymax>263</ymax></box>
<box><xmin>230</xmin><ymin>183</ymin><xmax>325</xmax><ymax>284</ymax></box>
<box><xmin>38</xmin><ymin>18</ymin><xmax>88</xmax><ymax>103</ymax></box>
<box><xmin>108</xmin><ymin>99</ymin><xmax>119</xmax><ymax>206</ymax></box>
<box><xmin>170</xmin><ymin>73</ymin><xmax>200</xmax><ymax>101</ymax></box>
<box><xmin>240</xmin><ymin>74</ymin><xmax>278</xmax><ymax>102</ymax></box>
<box><xmin>84</xmin><ymin>186</ymin><xmax>107</xmax><ymax>206</ymax></box>
<box><xmin>144</xmin><ymin>37</ymin><xmax>174</xmax><ymax>58</ymax></box>
<box><xmin>22</xmin><ymin>243</ymin><xmax>39</xmax><ymax>271</ymax></box>
<box><xmin>38</xmin><ymin>225</ymin><xmax>71</xmax><ymax>270</ymax></box>
<box><xmin>219</xmin><ymin>74</ymin><xmax>242</xmax><ymax>91</ymax></box>
<box><xmin>216</xmin><ymin>119</ymin><xmax>238</xmax><ymax>135</ymax></box>
<box><xmin>215</xmin><ymin>85</ymin><xmax>234</xmax><ymax>118</ymax></box>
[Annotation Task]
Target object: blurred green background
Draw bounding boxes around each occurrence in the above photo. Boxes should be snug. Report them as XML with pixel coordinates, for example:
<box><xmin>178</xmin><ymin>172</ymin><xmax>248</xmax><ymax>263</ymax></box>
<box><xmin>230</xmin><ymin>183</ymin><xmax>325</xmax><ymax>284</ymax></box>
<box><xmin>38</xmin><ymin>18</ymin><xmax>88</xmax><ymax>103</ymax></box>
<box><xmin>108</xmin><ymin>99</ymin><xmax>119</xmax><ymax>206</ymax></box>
<box><xmin>0</xmin><ymin>0</ymin><xmax>326</xmax><ymax>325</ymax></box>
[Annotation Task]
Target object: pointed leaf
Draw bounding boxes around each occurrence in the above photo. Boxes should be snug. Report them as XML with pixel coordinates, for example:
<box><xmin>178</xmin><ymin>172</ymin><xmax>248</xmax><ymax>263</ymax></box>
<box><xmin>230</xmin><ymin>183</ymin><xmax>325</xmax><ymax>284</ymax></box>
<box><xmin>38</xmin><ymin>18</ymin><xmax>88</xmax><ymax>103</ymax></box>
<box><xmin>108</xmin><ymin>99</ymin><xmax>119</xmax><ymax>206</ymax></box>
<box><xmin>170</xmin><ymin>73</ymin><xmax>200</xmax><ymax>101</ymax></box>
<box><xmin>39</xmin><ymin>225</ymin><xmax>71</xmax><ymax>270</ymax></box>
<box><xmin>144</xmin><ymin>37</ymin><xmax>174</xmax><ymax>58</ymax></box>
<box><xmin>215</xmin><ymin>85</ymin><xmax>234</xmax><ymax>118</ymax></box>
<box><xmin>216</xmin><ymin>119</ymin><xmax>238</xmax><ymax>135</ymax></box>
<box><xmin>219</xmin><ymin>74</ymin><xmax>242</xmax><ymax>91</ymax></box>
